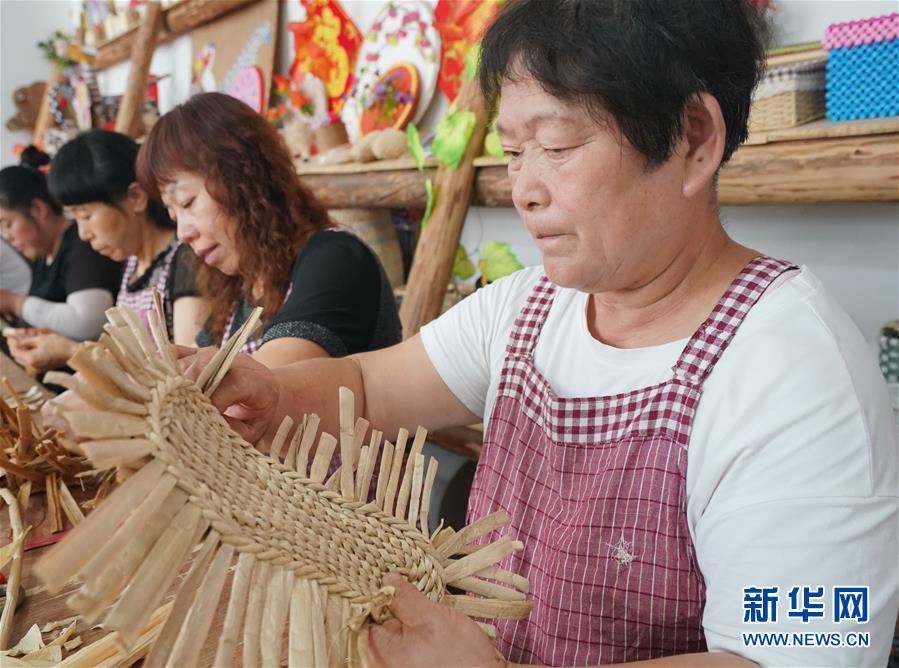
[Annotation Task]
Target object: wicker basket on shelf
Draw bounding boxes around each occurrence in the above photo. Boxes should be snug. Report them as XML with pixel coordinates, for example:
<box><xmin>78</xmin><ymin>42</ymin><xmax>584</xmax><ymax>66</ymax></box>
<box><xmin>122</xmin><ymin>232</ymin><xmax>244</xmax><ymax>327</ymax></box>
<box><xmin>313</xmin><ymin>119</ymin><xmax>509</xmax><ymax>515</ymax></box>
<box><xmin>749</xmin><ymin>59</ymin><xmax>826</xmax><ymax>132</ymax></box>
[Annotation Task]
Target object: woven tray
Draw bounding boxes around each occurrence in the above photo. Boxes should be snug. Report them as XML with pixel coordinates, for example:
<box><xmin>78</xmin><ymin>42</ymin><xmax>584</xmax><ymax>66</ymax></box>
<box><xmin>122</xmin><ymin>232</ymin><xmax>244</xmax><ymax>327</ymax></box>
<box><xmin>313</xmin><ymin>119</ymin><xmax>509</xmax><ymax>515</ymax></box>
<box><xmin>35</xmin><ymin>304</ymin><xmax>531</xmax><ymax>666</ymax></box>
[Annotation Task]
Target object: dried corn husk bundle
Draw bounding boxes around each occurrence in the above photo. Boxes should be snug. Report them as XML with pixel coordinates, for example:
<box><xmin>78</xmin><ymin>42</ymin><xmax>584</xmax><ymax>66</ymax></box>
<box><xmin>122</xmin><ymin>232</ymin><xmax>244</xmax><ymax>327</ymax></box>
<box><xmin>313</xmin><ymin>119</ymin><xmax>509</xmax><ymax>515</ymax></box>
<box><xmin>36</xmin><ymin>304</ymin><xmax>531</xmax><ymax>666</ymax></box>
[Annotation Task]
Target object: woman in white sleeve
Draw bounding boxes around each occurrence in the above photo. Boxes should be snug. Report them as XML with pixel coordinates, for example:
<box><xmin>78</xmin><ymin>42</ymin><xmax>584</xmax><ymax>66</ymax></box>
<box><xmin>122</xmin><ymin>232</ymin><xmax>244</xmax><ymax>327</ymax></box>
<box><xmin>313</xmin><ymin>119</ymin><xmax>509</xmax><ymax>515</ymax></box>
<box><xmin>0</xmin><ymin>146</ymin><xmax>122</xmax><ymax>349</ymax></box>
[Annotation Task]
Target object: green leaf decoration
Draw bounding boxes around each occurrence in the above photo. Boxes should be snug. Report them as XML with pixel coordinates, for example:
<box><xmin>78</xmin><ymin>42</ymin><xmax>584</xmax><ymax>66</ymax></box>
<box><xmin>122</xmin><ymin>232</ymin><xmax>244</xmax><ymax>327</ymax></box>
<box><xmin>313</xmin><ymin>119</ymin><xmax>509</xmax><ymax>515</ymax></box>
<box><xmin>433</xmin><ymin>110</ymin><xmax>477</xmax><ymax>170</ymax></box>
<box><xmin>483</xmin><ymin>126</ymin><xmax>504</xmax><ymax>158</ymax></box>
<box><xmin>422</xmin><ymin>178</ymin><xmax>436</xmax><ymax>228</ymax></box>
<box><xmin>452</xmin><ymin>245</ymin><xmax>476</xmax><ymax>280</ymax></box>
<box><xmin>479</xmin><ymin>241</ymin><xmax>524</xmax><ymax>283</ymax></box>
<box><xmin>406</xmin><ymin>123</ymin><xmax>425</xmax><ymax>171</ymax></box>
<box><xmin>464</xmin><ymin>42</ymin><xmax>481</xmax><ymax>81</ymax></box>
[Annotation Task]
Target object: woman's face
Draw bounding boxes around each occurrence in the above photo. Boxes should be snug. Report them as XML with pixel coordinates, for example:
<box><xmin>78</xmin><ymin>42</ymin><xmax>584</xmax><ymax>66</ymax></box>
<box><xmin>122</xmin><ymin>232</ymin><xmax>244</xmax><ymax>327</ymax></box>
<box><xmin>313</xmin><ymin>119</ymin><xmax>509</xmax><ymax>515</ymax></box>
<box><xmin>0</xmin><ymin>202</ymin><xmax>50</xmax><ymax>260</ymax></box>
<box><xmin>497</xmin><ymin>74</ymin><xmax>691</xmax><ymax>294</ymax></box>
<box><xmin>161</xmin><ymin>171</ymin><xmax>241</xmax><ymax>276</ymax></box>
<box><xmin>66</xmin><ymin>200</ymin><xmax>139</xmax><ymax>262</ymax></box>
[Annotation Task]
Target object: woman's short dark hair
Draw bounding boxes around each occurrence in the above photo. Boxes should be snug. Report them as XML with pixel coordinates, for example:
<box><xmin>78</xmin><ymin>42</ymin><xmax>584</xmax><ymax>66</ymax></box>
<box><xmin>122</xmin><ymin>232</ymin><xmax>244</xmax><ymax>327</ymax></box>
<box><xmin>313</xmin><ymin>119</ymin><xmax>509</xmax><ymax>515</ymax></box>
<box><xmin>0</xmin><ymin>146</ymin><xmax>61</xmax><ymax>214</ymax></box>
<box><xmin>479</xmin><ymin>0</ymin><xmax>769</xmax><ymax>167</ymax></box>
<box><xmin>48</xmin><ymin>129</ymin><xmax>173</xmax><ymax>229</ymax></box>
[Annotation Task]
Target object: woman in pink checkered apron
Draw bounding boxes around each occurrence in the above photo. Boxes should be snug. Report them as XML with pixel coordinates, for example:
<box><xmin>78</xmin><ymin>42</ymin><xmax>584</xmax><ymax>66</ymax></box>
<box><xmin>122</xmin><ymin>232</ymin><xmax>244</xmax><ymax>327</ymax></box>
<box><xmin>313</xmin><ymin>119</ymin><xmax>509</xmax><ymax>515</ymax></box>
<box><xmin>7</xmin><ymin>130</ymin><xmax>204</xmax><ymax>373</ymax></box>
<box><xmin>184</xmin><ymin>0</ymin><xmax>898</xmax><ymax>665</ymax></box>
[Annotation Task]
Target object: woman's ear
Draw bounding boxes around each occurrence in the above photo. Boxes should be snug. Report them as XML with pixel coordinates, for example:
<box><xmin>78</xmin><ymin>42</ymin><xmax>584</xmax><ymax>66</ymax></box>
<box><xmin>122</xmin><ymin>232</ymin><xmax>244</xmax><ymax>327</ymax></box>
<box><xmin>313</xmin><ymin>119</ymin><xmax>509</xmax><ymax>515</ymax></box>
<box><xmin>29</xmin><ymin>197</ymin><xmax>51</xmax><ymax>222</ymax></box>
<box><xmin>680</xmin><ymin>92</ymin><xmax>726</xmax><ymax>199</ymax></box>
<box><xmin>126</xmin><ymin>182</ymin><xmax>149</xmax><ymax>215</ymax></box>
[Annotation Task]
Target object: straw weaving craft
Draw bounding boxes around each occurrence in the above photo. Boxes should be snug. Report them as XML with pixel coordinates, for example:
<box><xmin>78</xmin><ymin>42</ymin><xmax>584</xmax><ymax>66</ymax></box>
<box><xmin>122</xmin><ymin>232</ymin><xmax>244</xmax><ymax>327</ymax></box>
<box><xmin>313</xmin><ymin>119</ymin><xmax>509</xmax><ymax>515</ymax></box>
<box><xmin>34</xmin><ymin>303</ymin><xmax>532</xmax><ymax>666</ymax></box>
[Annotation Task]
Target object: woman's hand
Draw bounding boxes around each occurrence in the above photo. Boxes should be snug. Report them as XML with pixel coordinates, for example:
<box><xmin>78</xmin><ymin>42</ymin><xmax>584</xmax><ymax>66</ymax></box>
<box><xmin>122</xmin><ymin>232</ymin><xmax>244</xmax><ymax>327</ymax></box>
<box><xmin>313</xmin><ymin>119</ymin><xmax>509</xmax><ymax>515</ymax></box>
<box><xmin>0</xmin><ymin>289</ymin><xmax>26</xmax><ymax>318</ymax></box>
<box><xmin>363</xmin><ymin>573</ymin><xmax>507</xmax><ymax>668</ymax></box>
<box><xmin>8</xmin><ymin>330</ymin><xmax>77</xmax><ymax>372</ymax></box>
<box><xmin>176</xmin><ymin>345</ymin><xmax>280</xmax><ymax>443</ymax></box>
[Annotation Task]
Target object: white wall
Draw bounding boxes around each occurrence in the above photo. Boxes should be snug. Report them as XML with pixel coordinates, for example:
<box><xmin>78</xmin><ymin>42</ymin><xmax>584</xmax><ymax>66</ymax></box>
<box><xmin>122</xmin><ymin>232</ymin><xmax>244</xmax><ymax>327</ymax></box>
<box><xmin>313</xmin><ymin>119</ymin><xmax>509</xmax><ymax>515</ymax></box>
<box><xmin>1</xmin><ymin>0</ymin><xmax>896</xmax><ymax>348</ymax></box>
<box><xmin>0</xmin><ymin>0</ymin><xmax>78</xmax><ymax>162</ymax></box>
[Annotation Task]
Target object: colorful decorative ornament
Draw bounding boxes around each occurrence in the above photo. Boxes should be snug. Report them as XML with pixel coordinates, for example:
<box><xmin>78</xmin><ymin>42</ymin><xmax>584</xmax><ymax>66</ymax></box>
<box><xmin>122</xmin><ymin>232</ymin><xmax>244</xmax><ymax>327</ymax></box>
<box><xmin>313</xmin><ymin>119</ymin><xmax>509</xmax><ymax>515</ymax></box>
<box><xmin>359</xmin><ymin>63</ymin><xmax>419</xmax><ymax>135</ymax></box>
<box><xmin>287</xmin><ymin>0</ymin><xmax>363</xmax><ymax>115</ymax></box>
<box><xmin>227</xmin><ymin>66</ymin><xmax>265</xmax><ymax>113</ymax></box>
<box><xmin>434</xmin><ymin>0</ymin><xmax>501</xmax><ymax>102</ymax></box>
<box><xmin>341</xmin><ymin>1</ymin><xmax>441</xmax><ymax>143</ymax></box>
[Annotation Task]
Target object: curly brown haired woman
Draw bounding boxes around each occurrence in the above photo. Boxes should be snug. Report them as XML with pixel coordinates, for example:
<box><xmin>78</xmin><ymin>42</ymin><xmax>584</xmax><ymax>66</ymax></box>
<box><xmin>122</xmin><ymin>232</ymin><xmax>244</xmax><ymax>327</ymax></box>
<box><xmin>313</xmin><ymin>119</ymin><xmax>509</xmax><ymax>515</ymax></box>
<box><xmin>137</xmin><ymin>92</ymin><xmax>401</xmax><ymax>367</ymax></box>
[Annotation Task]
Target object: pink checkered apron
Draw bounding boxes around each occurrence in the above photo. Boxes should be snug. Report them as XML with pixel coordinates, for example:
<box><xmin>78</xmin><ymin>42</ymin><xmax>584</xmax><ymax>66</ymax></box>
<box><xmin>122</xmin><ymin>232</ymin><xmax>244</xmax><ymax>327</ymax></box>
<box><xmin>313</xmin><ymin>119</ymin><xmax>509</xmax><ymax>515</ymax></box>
<box><xmin>115</xmin><ymin>240</ymin><xmax>181</xmax><ymax>338</ymax></box>
<box><xmin>468</xmin><ymin>255</ymin><xmax>798</xmax><ymax>666</ymax></box>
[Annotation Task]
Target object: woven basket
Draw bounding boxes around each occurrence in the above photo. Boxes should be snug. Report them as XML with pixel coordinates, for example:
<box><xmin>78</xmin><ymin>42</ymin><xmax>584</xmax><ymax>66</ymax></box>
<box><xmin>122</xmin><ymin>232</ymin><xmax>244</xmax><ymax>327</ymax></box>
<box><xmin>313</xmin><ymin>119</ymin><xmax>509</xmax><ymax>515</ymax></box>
<box><xmin>36</xmin><ymin>304</ymin><xmax>530</xmax><ymax>666</ymax></box>
<box><xmin>749</xmin><ymin>89</ymin><xmax>826</xmax><ymax>132</ymax></box>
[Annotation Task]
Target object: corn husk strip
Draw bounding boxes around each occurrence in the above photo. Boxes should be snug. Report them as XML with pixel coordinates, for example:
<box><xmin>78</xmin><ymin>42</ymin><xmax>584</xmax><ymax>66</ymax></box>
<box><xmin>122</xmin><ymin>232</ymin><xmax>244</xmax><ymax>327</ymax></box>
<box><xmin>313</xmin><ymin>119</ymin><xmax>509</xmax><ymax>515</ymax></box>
<box><xmin>477</xmin><ymin>622</ymin><xmax>497</xmax><ymax>639</ymax></box>
<box><xmin>43</xmin><ymin>372</ymin><xmax>147</xmax><ymax>416</ymax></box>
<box><xmin>419</xmin><ymin>458</ymin><xmax>439</xmax><ymax>539</ymax></box>
<box><xmin>260</xmin><ymin>565</ymin><xmax>293</xmax><ymax>667</ymax></box>
<box><xmin>356</xmin><ymin>430</ymin><xmax>382</xmax><ymax>502</ymax></box>
<box><xmin>453</xmin><ymin>575</ymin><xmax>528</xmax><ymax>601</ymax></box>
<box><xmin>56</xmin><ymin>480</ymin><xmax>85</xmax><ymax>526</ymax></box>
<box><xmin>445</xmin><ymin>594</ymin><xmax>532</xmax><ymax>619</ymax></box>
<box><xmin>59</xmin><ymin>601</ymin><xmax>172</xmax><ymax>667</ymax></box>
<box><xmin>436</xmin><ymin>510</ymin><xmax>511</xmax><ymax>559</ymax></box>
<box><xmin>198</xmin><ymin>307</ymin><xmax>262</xmax><ymax>396</ymax></box>
<box><xmin>73</xmin><ymin>480</ymin><xmax>183</xmax><ymax>623</ymax></box>
<box><xmin>295</xmin><ymin>413</ymin><xmax>320</xmax><ymax>477</ymax></box>
<box><xmin>443</xmin><ymin>537</ymin><xmax>524</xmax><ymax>582</ymax></box>
<box><xmin>283</xmin><ymin>415</ymin><xmax>305</xmax><ymax>471</ymax></box>
<box><xmin>36</xmin><ymin>458</ymin><xmax>166</xmax><ymax>592</ymax></box>
<box><xmin>309</xmin><ymin>580</ymin><xmax>329</xmax><ymax>667</ymax></box>
<box><xmin>65</xmin><ymin>410</ymin><xmax>147</xmax><ymax>440</ymax></box>
<box><xmin>0</xmin><ymin>488</ymin><xmax>25</xmax><ymax>650</ymax></box>
<box><xmin>338</xmin><ymin>387</ymin><xmax>356</xmax><ymax>500</ymax></box>
<box><xmin>269</xmin><ymin>416</ymin><xmax>294</xmax><ymax>462</ymax></box>
<box><xmin>309</xmin><ymin>433</ymin><xmax>337</xmax><ymax>483</ymax></box>
<box><xmin>143</xmin><ymin>529</ymin><xmax>219</xmax><ymax>668</ymax></box>
<box><xmin>145</xmin><ymin>305</ymin><xmax>177</xmax><ymax>371</ymax></box>
<box><xmin>213</xmin><ymin>550</ymin><xmax>254</xmax><ymax>667</ymax></box>
<box><xmin>325</xmin><ymin>593</ymin><xmax>346</xmax><ymax>668</ymax></box>
<box><xmin>105</xmin><ymin>502</ymin><xmax>205</xmax><ymax>647</ymax></box>
<box><xmin>406</xmin><ymin>454</ymin><xmax>425</xmax><ymax>530</ymax></box>
<box><xmin>474</xmin><ymin>565</ymin><xmax>530</xmax><ymax>593</ymax></box>
<box><xmin>350</xmin><ymin>417</ymin><xmax>369</xmax><ymax>466</ymax></box>
<box><xmin>241</xmin><ymin>558</ymin><xmax>271</xmax><ymax>668</ymax></box>
<box><xmin>288</xmin><ymin>577</ymin><xmax>314</xmax><ymax>668</ymax></box>
<box><xmin>394</xmin><ymin>426</ymin><xmax>427</xmax><ymax>519</ymax></box>
<box><xmin>78</xmin><ymin>345</ymin><xmax>151</xmax><ymax>402</ymax></box>
<box><xmin>79</xmin><ymin>439</ymin><xmax>155</xmax><ymax>469</ymax></box>
<box><xmin>374</xmin><ymin>441</ymin><xmax>394</xmax><ymax>511</ymax></box>
<box><xmin>45</xmin><ymin>473</ymin><xmax>64</xmax><ymax>533</ymax></box>
<box><xmin>383</xmin><ymin>428</ymin><xmax>408</xmax><ymax>516</ymax></box>
<box><xmin>354</xmin><ymin>446</ymin><xmax>370</xmax><ymax>501</ymax></box>
<box><xmin>167</xmin><ymin>543</ymin><xmax>234</xmax><ymax>668</ymax></box>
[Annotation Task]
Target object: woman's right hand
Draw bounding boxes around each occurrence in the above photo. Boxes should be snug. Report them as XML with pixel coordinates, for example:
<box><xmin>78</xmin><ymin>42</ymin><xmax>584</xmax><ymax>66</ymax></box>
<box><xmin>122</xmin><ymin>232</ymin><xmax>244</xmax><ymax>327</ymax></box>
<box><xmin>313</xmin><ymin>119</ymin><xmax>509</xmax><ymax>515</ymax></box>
<box><xmin>176</xmin><ymin>346</ymin><xmax>280</xmax><ymax>443</ymax></box>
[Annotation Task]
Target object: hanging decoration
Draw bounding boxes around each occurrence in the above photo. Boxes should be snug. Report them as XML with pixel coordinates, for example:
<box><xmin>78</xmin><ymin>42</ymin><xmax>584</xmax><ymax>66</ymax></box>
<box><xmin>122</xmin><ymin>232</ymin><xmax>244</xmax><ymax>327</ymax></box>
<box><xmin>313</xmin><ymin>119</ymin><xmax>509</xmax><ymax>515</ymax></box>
<box><xmin>287</xmin><ymin>0</ymin><xmax>363</xmax><ymax>115</ymax></box>
<box><xmin>341</xmin><ymin>1</ymin><xmax>441</xmax><ymax>143</ymax></box>
<box><xmin>434</xmin><ymin>0</ymin><xmax>501</xmax><ymax>102</ymax></box>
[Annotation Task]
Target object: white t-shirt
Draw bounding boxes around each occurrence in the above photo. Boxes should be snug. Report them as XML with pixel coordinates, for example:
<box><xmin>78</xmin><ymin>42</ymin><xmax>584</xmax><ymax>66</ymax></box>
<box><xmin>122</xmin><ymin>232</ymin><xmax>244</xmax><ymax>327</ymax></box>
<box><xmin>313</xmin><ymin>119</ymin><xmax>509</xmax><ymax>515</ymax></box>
<box><xmin>0</xmin><ymin>238</ymin><xmax>31</xmax><ymax>296</ymax></box>
<box><xmin>421</xmin><ymin>265</ymin><xmax>898</xmax><ymax>667</ymax></box>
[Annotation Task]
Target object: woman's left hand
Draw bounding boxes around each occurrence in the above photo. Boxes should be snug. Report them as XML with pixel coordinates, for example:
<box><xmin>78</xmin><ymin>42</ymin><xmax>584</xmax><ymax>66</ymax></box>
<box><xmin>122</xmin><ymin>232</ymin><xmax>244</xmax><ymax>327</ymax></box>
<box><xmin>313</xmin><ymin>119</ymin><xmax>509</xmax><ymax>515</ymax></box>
<box><xmin>8</xmin><ymin>331</ymin><xmax>78</xmax><ymax>373</ymax></box>
<box><xmin>0</xmin><ymin>289</ymin><xmax>26</xmax><ymax>318</ymax></box>
<box><xmin>363</xmin><ymin>573</ymin><xmax>507</xmax><ymax>668</ymax></box>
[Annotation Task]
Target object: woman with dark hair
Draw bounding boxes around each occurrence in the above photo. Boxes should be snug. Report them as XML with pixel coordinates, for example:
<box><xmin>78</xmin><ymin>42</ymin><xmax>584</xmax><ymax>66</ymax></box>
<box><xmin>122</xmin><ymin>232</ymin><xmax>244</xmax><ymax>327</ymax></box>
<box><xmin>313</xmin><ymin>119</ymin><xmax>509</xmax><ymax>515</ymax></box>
<box><xmin>7</xmin><ymin>131</ymin><xmax>205</xmax><ymax>372</ymax></box>
<box><xmin>0</xmin><ymin>146</ymin><xmax>121</xmax><ymax>352</ymax></box>
<box><xmin>136</xmin><ymin>92</ymin><xmax>400</xmax><ymax>367</ymax></box>
<box><xmin>181</xmin><ymin>1</ymin><xmax>896</xmax><ymax>666</ymax></box>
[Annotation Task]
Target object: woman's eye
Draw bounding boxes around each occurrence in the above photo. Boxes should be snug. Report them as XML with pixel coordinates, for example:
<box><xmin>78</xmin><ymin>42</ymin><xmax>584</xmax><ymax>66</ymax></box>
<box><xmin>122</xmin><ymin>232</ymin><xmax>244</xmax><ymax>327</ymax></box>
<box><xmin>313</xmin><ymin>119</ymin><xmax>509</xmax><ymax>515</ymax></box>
<box><xmin>545</xmin><ymin>147</ymin><xmax>570</xmax><ymax>157</ymax></box>
<box><xmin>180</xmin><ymin>198</ymin><xmax>195</xmax><ymax>209</ymax></box>
<box><xmin>504</xmin><ymin>149</ymin><xmax>521</xmax><ymax>160</ymax></box>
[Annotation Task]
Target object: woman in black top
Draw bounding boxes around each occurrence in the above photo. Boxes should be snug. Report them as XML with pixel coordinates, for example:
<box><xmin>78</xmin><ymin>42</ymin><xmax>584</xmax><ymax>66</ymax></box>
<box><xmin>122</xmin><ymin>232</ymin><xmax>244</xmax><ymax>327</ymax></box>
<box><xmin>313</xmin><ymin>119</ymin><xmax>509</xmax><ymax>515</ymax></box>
<box><xmin>137</xmin><ymin>93</ymin><xmax>401</xmax><ymax>368</ymax></box>
<box><xmin>0</xmin><ymin>147</ymin><xmax>121</xmax><ymax>343</ymax></box>
<box><xmin>6</xmin><ymin>132</ymin><xmax>205</xmax><ymax>372</ymax></box>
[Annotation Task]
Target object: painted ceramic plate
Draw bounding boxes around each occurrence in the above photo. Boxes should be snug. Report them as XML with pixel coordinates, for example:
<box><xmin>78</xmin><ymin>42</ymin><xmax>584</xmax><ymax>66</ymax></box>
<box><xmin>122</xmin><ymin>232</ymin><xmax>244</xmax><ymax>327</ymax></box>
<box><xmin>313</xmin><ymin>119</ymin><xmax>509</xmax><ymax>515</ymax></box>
<box><xmin>358</xmin><ymin>62</ymin><xmax>420</xmax><ymax>135</ymax></box>
<box><xmin>341</xmin><ymin>1</ymin><xmax>440</xmax><ymax>143</ymax></box>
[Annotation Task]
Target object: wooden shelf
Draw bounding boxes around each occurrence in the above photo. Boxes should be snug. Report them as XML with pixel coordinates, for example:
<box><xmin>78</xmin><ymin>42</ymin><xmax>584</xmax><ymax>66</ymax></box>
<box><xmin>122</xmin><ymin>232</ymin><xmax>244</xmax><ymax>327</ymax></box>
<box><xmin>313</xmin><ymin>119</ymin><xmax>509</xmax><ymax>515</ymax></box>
<box><xmin>93</xmin><ymin>0</ymin><xmax>257</xmax><ymax>69</ymax></box>
<box><xmin>297</xmin><ymin>119</ymin><xmax>899</xmax><ymax>208</ymax></box>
